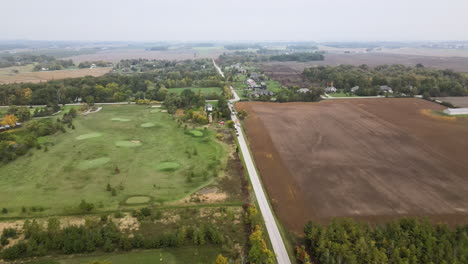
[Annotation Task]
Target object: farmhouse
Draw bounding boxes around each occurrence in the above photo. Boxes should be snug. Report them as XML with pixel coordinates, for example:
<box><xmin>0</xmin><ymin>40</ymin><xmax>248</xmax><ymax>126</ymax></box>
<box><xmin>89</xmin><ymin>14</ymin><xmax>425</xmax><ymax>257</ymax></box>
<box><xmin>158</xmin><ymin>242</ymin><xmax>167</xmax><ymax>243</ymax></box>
<box><xmin>251</xmin><ymin>89</ymin><xmax>273</xmax><ymax>98</ymax></box>
<box><xmin>297</xmin><ymin>88</ymin><xmax>310</xmax><ymax>93</ymax></box>
<box><xmin>325</xmin><ymin>86</ymin><xmax>337</xmax><ymax>93</ymax></box>
<box><xmin>443</xmin><ymin>108</ymin><xmax>468</xmax><ymax>115</ymax></box>
<box><xmin>205</xmin><ymin>104</ymin><xmax>213</xmax><ymax>112</ymax></box>
<box><xmin>245</xmin><ymin>78</ymin><xmax>257</xmax><ymax>89</ymax></box>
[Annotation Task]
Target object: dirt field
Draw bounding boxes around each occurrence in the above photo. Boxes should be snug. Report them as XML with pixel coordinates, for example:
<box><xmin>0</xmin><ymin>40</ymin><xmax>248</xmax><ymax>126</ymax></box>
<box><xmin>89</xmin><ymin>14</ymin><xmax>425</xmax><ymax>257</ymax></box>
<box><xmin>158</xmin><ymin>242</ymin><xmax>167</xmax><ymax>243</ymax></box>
<box><xmin>0</xmin><ymin>67</ymin><xmax>112</xmax><ymax>84</ymax></box>
<box><xmin>65</xmin><ymin>49</ymin><xmax>224</xmax><ymax>63</ymax></box>
<box><xmin>433</xmin><ymin>97</ymin><xmax>468</xmax><ymax>108</ymax></box>
<box><xmin>260</xmin><ymin>53</ymin><xmax>468</xmax><ymax>87</ymax></box>
<box><xmin>236</xmin><ymin>98</ymin><xmax>468</xmax><ymax>232</ymax></box>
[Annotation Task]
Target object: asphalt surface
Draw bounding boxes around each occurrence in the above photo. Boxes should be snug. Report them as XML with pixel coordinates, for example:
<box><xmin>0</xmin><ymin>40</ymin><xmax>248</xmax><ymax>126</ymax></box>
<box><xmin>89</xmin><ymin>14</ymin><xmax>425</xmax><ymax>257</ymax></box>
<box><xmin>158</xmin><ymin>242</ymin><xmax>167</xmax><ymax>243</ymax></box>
<box><xmin>213</xmin><ymin>60</ymin><xmax>291</xmax><ymax>264</ymax></box>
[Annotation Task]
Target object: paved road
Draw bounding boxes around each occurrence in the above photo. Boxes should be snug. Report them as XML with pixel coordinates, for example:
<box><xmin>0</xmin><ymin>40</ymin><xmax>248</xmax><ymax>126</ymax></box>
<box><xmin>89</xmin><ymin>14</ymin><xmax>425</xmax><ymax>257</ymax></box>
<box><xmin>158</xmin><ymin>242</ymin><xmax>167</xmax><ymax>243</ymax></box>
<box><xmin>213</xmin><ymin>60</ymin><xmax>291</xmax><ymax>264</ymax></box>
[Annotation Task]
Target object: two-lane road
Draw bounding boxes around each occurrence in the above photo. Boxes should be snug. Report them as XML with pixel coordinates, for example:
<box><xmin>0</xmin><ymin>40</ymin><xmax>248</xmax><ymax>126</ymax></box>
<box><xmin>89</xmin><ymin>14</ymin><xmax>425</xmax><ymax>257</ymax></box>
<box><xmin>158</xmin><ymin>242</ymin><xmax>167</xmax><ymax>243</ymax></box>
<box><xmin>213</xmin><ymin>60</ymin><xmax>291</xmax><ymax>264</ymax></box>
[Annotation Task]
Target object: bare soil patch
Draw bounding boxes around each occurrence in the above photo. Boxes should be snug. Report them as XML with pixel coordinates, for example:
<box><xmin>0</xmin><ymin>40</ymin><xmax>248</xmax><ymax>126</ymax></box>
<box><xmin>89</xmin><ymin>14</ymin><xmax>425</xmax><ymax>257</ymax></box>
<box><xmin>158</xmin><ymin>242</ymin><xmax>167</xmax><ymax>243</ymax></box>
<box><xmin>433</xmin><ymin>97</ymin><xmax>468</xmax><ymax>108</ymax></box>
<box><xmin>0</xmin><ymin>68</ymin><xmax>111</xmax><ymax>84</ymax></box>
<box><xmin>237</xmin><ymin>99</ymin><xmax>468</xmax><ymax>232</ymax></box>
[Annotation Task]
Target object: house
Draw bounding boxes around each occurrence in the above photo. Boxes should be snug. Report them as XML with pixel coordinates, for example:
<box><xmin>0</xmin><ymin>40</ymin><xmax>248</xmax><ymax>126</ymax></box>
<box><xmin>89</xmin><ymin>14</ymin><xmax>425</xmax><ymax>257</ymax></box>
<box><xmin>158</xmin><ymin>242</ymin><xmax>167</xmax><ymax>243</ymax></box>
<box><xmin>205</xmin><ymin>104</ymin><xmax>213</xmax><ymax>112</ymax></box>
<box><xmin>297</xmin><ymin>88</ymin><xmax>310</xmax><ymax>93</ymax></box>
<box><xmin>325</xmin><ymin>86</ymin><xmax>337</xmax><ymax>93</ymax></box>
<box><xmin>245</xmin><ymin>78</ymin><xmax>257</xmax><ymax>89</ymax></box>
<box><xmin>90</xmin><ymin>64</ymin><xmax>97</xmax><ymax>69</ymax></box>
<box><xmin>0</xmin><ymin>126</ymin><xmax>5</xmax><ymax>132</ymax></box>
<box><xmin>251</xmin><ymin>89</ymin><xmax>273</xmax><ymax>98</ymax></box>
<box><xmin>260</xmin><ymin>82</ymin><xmax>267</xmax><ymax>89</ymax></box>
<box><xmin>351</xmin><ymin>86</ymin><xmax>360</xmax><ymax>93</ymax></box>
<box><xmin>380</xmin><ymin>85</ymin><xmax>393</xmax><ymax>93</ymax></box>
<box><xmin>250</xmin><ymin>72</ymin><xmax>261</xmax><ymax>82</ymax></box>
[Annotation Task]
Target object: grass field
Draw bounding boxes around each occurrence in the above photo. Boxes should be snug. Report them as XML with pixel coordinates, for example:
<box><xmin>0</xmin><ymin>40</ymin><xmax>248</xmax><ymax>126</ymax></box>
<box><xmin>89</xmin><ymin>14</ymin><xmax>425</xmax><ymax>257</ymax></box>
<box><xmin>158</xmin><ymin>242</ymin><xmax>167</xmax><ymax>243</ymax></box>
<box><xmin>28</xmin><ymin>247</ymin><xmax>221</xmax><ymax>264</ymax></box>
<box><xmin>328</xmin><ymin>92</ymin><xmax>358</xmax><ymax>97</ymax></box>
<box><xmin>0</xmin><ymin>67</ymin><xmax>112</xmax><ymax>84</ymax></box>
<box><xmin>168</xmin><ymin>87</ymin><xmax>222</xmax><ymax>96</ymax></box>
<box><xmin>0</xmin><ymin>105</ymin><xmax>227</xmax><ymax>216</ymax></box>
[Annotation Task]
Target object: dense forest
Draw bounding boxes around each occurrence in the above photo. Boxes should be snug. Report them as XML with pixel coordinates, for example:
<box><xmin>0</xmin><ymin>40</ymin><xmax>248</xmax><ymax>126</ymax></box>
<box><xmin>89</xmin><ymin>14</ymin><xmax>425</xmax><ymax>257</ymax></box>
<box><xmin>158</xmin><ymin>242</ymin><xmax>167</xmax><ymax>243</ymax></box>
<box><xmin>297</xmin><ymin>218</ymin><xmax>468</xmax><ymax>264</ymax></box>
<box><xmin>303</xmin><ymin>64</ymin><xmax>468</xmax><ymax>97</ymax></box>
<box><xmin>0</xmin><ymin>59</ymin><xmax>224</xmax><ymax>105</ymax></box>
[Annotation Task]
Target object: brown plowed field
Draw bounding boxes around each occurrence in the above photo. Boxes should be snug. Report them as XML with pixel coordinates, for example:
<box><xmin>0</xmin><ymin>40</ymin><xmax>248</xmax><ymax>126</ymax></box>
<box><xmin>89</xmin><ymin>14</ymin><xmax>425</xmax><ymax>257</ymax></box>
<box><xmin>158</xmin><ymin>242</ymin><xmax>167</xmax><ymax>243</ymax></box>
<box><xmin>236</xmin><ymin>98</ymin><xmax>468</xmax><ymax>233</ymax></box>
<box><xmin>0</xmin><ymin>67</ymin><xmax>112</xmax><ymax>84</ymax></box>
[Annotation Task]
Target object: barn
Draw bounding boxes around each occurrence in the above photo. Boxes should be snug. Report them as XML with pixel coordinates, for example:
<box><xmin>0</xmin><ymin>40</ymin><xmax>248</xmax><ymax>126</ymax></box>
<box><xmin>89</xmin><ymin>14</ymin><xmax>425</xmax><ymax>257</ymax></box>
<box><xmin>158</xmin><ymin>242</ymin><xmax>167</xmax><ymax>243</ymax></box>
<box><xmin>443</xmin><ymin>108</ymin><xmax>468</xmax><ymax>115</ymax></box>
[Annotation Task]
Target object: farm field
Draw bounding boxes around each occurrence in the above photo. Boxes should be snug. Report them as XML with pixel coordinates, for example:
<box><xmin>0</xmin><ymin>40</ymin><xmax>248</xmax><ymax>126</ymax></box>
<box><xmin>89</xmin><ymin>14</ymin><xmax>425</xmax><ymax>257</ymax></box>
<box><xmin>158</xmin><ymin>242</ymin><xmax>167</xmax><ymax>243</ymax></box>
<box><xmin>0</xmin><ymin>105</ymin><xmax>227</xmax><ymax>216</ymax></box>
<box><xmin>236</xmin><ymin>98</ymin><xmax>468</xmax><ymax>233</ymax></box>
<box><xmin>168</xmin><ymin>87</ymin><xmax>222</xmax><ymax>96</ymax></box>
<box><xmin>432</xmin><ymin>96</ymin><xmax>468</xmax><ymax>107</ymax></box>
<box><xmin>260</xmin><ymin>53</ymin><xmax>468</xmax><ymax>87</ymax></box>
<box><xmin>65</xmin><ymin>49</ymin><xmax>225</xmax><ymax>63</ymax></box>
<box><xmin>0</xmin><ymin>67</ymin><xmax>111</xmax><ymax>84</ymax></box>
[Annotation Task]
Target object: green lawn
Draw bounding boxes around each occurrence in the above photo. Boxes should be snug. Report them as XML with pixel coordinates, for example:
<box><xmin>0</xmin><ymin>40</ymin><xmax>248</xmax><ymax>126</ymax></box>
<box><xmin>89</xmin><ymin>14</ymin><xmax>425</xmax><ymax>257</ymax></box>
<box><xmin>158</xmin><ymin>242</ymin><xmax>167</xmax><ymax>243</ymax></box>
<box><xmin>0</xmin><ymin>105</ymin><xmax>227</xmax><ymax>216</ymax></box>
<box><xmin>328</xmin><ymin>92</ymin><xmax>358</xmax><ymax>97</ymax></box>
<box><xmin>28</xmin><ymin>247</ymin><xmax>222</xmax><ymax>264</ymax></box>
<box><xmin>168</xmin><ymin>87</ymin><xmax>222</xmax><ymax>96</ymax></box>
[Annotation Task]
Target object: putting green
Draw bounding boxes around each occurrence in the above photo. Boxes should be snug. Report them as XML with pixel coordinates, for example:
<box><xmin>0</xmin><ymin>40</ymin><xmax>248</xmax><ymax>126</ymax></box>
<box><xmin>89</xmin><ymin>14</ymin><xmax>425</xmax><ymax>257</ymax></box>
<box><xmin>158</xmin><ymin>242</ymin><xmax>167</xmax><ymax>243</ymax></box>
<box><xmin>155</xmin><ymin>161</ymin><xmax>181</xmax><ymax>171</ymax></box>
<box><xmin>111</xmin><ymin>118</ymin><xmax>131</xmax><ymax>122</ymax></box>
<box><xmin>77</xmin><ymin>157</ymin><xmax>110</xmax><ymax>170</ymax></box>
<box><xmin>125</xmin><ymin>196</ymin><xmax>152</xmax><ymax>204</ymax></box>
<box><xmin>115</xmin><ymin>140</ymin><xmax>142</xmax><ymax>147</ymax></box>
<box><xmin>76</xmin><ymin>132</ymin><xmax>103</xmax><ymax>140</ymax></box>
<box><xmin>141</xmin><ymin>122</ymin><xmax>156</xmax><ymax>128</ymax></box>
<box><xmin>188</xmin><ymin>130</ymin><xmax>203</xmax><ymax>137</ymax></box>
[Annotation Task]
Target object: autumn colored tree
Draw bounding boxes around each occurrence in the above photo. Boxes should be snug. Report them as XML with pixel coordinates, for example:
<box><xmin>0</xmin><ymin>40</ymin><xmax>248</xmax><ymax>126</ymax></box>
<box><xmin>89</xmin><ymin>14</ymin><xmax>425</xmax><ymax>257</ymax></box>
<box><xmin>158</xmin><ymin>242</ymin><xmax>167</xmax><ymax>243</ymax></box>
<box><xmin>214</xmin><ymin>254</ymin><xmax>229</xmax><ymax>264</ymax></box>
<box><xmin>248</xmin><ymin>225</ymin><xmax>275</xmax><ymax>264</ymax></box>
<box><xmin>1</xmin><ymin>114</ymin><xmax>18</xmax><ymax>127</ymax></box>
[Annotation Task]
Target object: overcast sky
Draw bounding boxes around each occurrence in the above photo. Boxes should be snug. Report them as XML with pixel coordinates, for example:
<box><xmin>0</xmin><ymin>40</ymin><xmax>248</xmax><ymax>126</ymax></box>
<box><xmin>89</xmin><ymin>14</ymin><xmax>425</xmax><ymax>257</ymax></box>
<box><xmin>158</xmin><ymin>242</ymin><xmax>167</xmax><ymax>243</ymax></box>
<box><xmin>1</xmin><ymin>0</ymin><xmax>468</xmax><ymax>42</ymax></box>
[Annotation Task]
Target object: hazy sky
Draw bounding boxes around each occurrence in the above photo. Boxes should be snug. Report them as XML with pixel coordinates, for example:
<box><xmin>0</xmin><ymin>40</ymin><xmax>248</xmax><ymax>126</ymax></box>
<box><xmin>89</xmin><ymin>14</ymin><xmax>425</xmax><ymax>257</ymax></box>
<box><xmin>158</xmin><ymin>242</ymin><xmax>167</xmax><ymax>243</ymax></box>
<box><xmin>1</xmin><ymin>0</ymin><xmax>468</xmax><ymax>42</ymax></box>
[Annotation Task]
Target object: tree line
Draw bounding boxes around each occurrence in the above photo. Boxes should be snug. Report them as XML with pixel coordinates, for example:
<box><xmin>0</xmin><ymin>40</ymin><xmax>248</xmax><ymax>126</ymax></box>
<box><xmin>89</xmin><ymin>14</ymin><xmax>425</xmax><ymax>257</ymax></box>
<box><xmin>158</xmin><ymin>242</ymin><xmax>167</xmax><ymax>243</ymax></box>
<box><xmin>0</xmin><ymin>59</ymin><xmax>224</xmax><ymax>106</ymax></box>
<box><xmin>1</xmin><ymin>215</ymin><xmax>226</xmax><ymax>261</ymax></box>
<box><xmin>297</xmin><ymin>218</ymin><xmax>468</xmax><ymax>264</ymax></box>
<box><xmin>303</xmin><ymin>64</ymin><xmax>468</xmax><ymax>97</ymax></box>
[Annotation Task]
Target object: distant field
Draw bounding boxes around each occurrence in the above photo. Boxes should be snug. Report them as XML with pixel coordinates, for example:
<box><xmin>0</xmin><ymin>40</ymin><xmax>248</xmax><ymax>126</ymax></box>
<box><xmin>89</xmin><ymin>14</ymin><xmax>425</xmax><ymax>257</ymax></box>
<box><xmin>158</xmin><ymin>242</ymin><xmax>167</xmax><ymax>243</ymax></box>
<box><xmin>40</xmin><ymin>247</ymin><xmax>221</xmax><ymax>264</ymax></box>
<box><xmin>65</xmin><ymin>49</ymin><xmax>225</xmax><ymax>63</ymax></box>
<box><xmin>0</xmin><ymin>67</ymin><xmax>111</xmax><ymax>84</ymax></box>
<box><xmin>0</xmin><ymin>105</ymin><xmax>226</xmax><ymax>216</ymax></box>
<box><xmin>379</xmin><ymin>47</ymin><xmax>468</xmax><ymax>58</ymax></box>
<box><xmin>168</xmin><ymin>87</ymin><xmax>222</xmax><ymax>95</ymax></box>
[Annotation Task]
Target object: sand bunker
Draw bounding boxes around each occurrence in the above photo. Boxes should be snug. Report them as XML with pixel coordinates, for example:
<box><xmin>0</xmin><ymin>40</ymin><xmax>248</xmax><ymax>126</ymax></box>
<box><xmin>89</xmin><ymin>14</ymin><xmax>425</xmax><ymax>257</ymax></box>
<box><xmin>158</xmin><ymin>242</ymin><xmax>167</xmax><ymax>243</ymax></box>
<box><xmin>150</xmin><ymin>109</ymin><xmax>161</xmax><ymax>113</ymax></box>
<box><xmin>140</xmin><ymin>122</ymin><xmax>156</xmax><ymax>128</ymax></box>
<box><xmin>115</xmin><ymin>140</ymin><xmax>142</xmax><ymax>147</ymax></box>
<box><xmin>77</xmin><ymin>157</ymin><xmax>110</xmax><ymax>170</ymax></box>
<box><xmin>111</xmin><ymin>118</ymin><xmax>131</xmax><ymax>122</ymax></box>
<box><xmin>155</xmin><ymin>161</ymin><xmax>181</xmax><ymax>171</ymax></box>
<box><xmin>76</xmin><ymin>132</ymin><xmax>103</xmax><ymax>140</ymax></box>
<box><xmin>125</xmin><ymin>196</ymin><xmax>152</xmax><ymax>204</ymax></box>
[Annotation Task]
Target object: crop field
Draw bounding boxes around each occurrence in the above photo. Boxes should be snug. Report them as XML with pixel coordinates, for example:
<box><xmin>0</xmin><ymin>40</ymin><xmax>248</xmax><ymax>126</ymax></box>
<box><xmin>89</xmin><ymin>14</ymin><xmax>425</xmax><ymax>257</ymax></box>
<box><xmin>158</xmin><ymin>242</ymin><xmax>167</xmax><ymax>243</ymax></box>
<box><xmin>260</xmin><ymin>53</ymin><xmax>468</xmax><ymax>87</ymax></box>
<box><xmin>168</xmin><ymin>87</ymin><xmax>222</xmax><ymax>96</ymax></box>
<box><xmin>236</xmin><ymin>98</ymin><xmax>468</xmax><ymax>232</ymax></box>
<box><xmin>65</xmin><ymin>49</ymin><xmax>225</xmax><ymax>63</ymax></box>
<box><xmin>432</xmin><ymin>96</ymin><xmax>468</xmax><ymax>107</ymax></box>
<box><xmin>0</xmin><ymin>105</ymin><xmax>227</xmax><ymax>216</ymax></box>
<box><xmin>0</xmin><ymin>67</ymin><xmax>111</xmax><ymax>84</ymax></box>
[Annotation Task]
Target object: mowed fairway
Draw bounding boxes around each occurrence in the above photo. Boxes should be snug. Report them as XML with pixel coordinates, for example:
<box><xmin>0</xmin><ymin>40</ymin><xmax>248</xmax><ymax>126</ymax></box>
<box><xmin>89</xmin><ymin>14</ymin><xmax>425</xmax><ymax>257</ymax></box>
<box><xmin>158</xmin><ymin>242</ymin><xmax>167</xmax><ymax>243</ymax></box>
<box><xmin>237</xmin><ymin>99</ymin><xmax>468</xmax><ymax>232</ymax></box>
<box><xmin>0</xmin><ymin>105</ymin><xmax>226</xmax><ymax>215</ymax></box>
